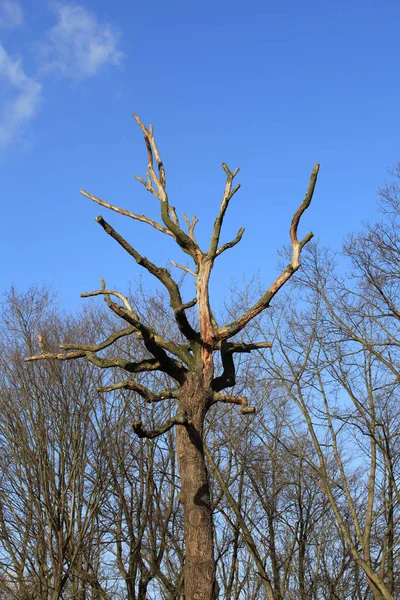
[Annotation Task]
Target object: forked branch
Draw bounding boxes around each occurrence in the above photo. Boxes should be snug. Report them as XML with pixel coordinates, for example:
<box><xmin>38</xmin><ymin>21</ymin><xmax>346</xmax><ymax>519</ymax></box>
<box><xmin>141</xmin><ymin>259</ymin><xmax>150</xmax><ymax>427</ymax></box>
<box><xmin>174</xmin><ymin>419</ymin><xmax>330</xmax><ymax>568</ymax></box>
<box><xmin>217</xmin><ymin>163</ymin><xmax>320</xmax><ymax>340</ymax></box>
<box><xmin>81</xmin><ymin>279</ymin><xmax>190</xmax><ymax>363</ymax></box>
<box><xmin>95</xmin><ymin>217</ymin><xmax>198</xmax><ymax>341</ymax></box>
<box><xmin>81</xmin><ymin>280</ymin><xmax>190</xmax><ymax>380</ymax></box>
<box><xmin>183</xmin><ymin>213</ymin><xmax>199</xmax><ymax>241</ymax></box>
<box><xmin>133</xmin><ymin>114</ymin><xmax>202</xmax><ymax>263</ymax></box>
<box><xmin>24</xmin><ymin>346</ymin><xmax>163</xmax><ymax>376</ymax></box>
<box><xmin>208</xmin><ymin>163</ymin><xmax>241</xmax><ymax>260</ymax></box>
<box><xmin>290</xmin><ymin>162</ymin><xmax>320</xmax><ymax>267</ymax></box>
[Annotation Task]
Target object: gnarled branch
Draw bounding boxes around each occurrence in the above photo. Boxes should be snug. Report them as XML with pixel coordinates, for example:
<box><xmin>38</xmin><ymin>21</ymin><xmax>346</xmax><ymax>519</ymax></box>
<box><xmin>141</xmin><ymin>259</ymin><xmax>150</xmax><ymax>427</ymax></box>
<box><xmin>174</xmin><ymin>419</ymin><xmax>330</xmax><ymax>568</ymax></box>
<box><xmin>98</xmin><ymin>379</ymin><xmax>179</xmax><ymax>403</ymax></box>
<box><xmin>212</xmin><ymin>392</ymin><xmax>255</xmax><ymax>414</ymax></box>
<box><xmin>24</xmin><ymin>348</ymin><xmax>163</xmax><ymax>377</ymax></box>
<box><xmin>132</xmin><ymin>412</ymin><xmax>189</xmax><ymax>439</ymax></box>
<box><xmin>81</xmin><ymin>283</ymin><xmax>189</xmax><ymax>382</ymax></box>
<box><xmin>95</xmin><ymin>217</ymin><xmax>198</xmax><ymax>341</ymax></box>
<box><xmin>86</xmin><ymin>354</ymin><xmax>161</xmax><ymax>373</ymax></box>
<box><xmin>81</xmin><ymin>279</ymin><xmax>191</xmax><ymax>369</ymax></box>
<box><xmin>212</xmin><ymin>339</ymin><xmax>272</xmax><ymax>392</ymax></box>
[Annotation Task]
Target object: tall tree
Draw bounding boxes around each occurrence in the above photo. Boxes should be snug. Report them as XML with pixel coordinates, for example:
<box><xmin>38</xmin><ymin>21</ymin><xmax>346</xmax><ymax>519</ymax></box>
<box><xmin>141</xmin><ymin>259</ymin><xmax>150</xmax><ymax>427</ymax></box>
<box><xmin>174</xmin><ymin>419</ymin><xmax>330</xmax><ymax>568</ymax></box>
<box><xmin>25</xmin><ymin>115</ymin><xmax>318</xmax><ymax>599</ymax></box>
<box><xmin>253</xmin><ymin>239</ymin><xmax>400</xmax><ymax>599</ymax></box>
<box><xmin>0</xmin><ymin>288</ymin><xmax>112</xmax><ymax>600</ymax></box>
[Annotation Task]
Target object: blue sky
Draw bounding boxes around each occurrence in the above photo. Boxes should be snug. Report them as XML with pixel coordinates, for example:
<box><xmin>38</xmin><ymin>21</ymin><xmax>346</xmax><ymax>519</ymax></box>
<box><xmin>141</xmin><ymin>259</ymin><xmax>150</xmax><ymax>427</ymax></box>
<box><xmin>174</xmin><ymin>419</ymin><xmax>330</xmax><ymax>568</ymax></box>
<box><xmin>2</xmin><ymin>0</ymin><xmax>400</xmax><ymax>313</ymax></box>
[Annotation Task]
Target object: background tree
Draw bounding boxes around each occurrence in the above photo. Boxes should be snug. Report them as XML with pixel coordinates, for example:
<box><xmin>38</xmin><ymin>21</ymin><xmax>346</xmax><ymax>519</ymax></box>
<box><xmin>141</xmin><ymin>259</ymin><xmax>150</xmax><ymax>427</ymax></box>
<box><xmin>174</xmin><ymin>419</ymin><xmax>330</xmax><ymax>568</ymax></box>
<box><xmin>0</xmin><ymin>288</ymin><xmax>113</xmax><ymax>600</ymax></box>
<box><xmin>0</xmin><ymin>287</ymin><xmax>186</xmax><ymax>600</ymax></box>
<box><xmin>250</xmin><ymin>169</ymin><xmax>400</xmax><ymax>600</ymax></box>
<box><xmin>25</xmin><ymin>115</ymin><xmax>319</xmax><ymax>600</ymax></box>
<box><xmin>3</xmin><ymin>274</ymin><xmax>396</xmax><ymax>597</ymax></box>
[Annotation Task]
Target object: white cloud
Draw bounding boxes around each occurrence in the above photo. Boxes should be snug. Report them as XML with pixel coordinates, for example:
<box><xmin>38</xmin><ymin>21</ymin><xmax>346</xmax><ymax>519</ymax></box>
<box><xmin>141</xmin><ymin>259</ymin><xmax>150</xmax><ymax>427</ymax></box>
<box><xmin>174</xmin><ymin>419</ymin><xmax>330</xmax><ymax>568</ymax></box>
<box><xmin>0</xmin><ymin>45</ymin><xmax>42</xmax><ymax>148</ymax></box>
<box><xmin>0</xmin><ymin>0</ymin><xmax>22</xmax><ymax>28</ymax></box>
<box><xmin>40</xmin><ymin>3</ymin><xmax>123</xmax><ymax>80</ymax></box>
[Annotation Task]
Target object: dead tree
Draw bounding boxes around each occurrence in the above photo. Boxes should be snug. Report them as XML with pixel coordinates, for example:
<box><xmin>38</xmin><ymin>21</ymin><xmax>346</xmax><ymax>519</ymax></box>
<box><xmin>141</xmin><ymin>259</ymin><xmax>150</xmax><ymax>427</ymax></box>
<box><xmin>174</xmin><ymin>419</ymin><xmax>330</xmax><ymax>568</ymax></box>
<box><xmin>26</xmin><ymin>115</ymin><xmax>319</xmax><ymax>600</ymax></box>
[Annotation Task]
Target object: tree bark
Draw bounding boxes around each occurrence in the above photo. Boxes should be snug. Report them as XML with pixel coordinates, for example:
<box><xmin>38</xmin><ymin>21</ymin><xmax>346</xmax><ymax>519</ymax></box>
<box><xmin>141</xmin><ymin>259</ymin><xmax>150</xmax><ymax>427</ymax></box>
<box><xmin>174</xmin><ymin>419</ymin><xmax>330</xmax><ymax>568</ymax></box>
<box><xmin>176</xmin><ymin>377</ymin><xmax>217</xmax><ymax>600</ymax></box>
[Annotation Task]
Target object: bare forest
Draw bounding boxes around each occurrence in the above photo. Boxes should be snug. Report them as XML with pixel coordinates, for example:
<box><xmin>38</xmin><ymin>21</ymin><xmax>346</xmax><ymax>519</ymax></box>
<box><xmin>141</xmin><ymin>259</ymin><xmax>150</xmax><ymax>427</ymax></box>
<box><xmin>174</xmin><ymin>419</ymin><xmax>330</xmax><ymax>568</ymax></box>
<box><xmin>1</xmin><ymin>121</ymin><xmax>399</xmax><ymax>600</ymax></box>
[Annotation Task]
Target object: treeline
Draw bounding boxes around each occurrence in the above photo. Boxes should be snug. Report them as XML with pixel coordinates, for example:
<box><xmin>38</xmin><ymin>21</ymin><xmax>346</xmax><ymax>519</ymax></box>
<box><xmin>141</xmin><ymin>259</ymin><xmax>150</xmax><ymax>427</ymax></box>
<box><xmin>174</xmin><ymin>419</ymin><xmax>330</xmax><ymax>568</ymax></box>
<box><xmin>0</xmin><ymin>166</ymin><xmax>400</xmax><ymax>599</ymax></box>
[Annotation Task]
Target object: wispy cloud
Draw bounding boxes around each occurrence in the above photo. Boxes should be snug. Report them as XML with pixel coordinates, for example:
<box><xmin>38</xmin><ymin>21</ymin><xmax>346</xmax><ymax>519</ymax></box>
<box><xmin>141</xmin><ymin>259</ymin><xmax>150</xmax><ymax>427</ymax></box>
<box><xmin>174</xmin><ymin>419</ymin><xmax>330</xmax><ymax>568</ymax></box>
<box><xmin>0</xmin><ymin>45</ymin><xmax>42</xmax><ymax>148</ymax></box>
<box><xmin>0</xmin><ymin>3</ymin><xmax>122</xmax><ymax>148</ymax></box>
<box><xmin>0</xmin><ymin>0</ymin><xmax>23</xmax><ymax>28</ymax></box>
<box><xmin>39</xmin><ymin>3</ymin><xmax>123</xmax><ymax>80</ymax></box>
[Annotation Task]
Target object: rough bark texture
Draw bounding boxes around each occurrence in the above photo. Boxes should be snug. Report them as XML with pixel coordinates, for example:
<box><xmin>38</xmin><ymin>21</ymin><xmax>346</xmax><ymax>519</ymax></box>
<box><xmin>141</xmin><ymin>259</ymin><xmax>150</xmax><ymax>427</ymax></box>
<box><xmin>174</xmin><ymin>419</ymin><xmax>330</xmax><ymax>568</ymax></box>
<box><xmin>176</xmin><ymin>399</ymin><xmax>215</xmax><ymax>598</ymax></box>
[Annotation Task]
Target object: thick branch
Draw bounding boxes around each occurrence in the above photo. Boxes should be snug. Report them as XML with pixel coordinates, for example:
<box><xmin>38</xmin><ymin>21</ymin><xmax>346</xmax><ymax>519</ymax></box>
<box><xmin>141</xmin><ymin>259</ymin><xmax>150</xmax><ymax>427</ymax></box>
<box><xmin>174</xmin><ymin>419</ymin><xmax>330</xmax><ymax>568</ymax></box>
<box><xmin>132</xmin><ymin>413</ymin><xmax>189</xmax><ymax>439</ymax></box>
<box><xmin>212</xmin><ymin>392</ymin><xmax>255</xmax><ymax>414</ymax></box>
<box><xmin>25</xmin><ymin>350</ymin><xmax>86</xmax><ymax>362</ymax></box>
<box><xmin>95</xmin><ymin>217</ymin><xmax>198</xmax><ymax>341</ymax></box>
<box><xmin>80</xmin><ymin>189</ymin><xmax>173</xmax><ymax>236</ymax></box>
<box><xmin>212</xmin><ymin>340</ymin><xmax>272</xmax><ymax>392</ymax></box>
<box><xmin>227</xmin><ymin>340</ymin><xmax>272</xmax><ymax>352</ymax></box>
<box><xmin>86</xmin><ymin>354</ymin><xmax>161</xmax><ymax>373</ymax></box>
<box><xmin>218</xmin><ymin>163</ymin><xmax>320</xmax><ymax>340</ymax></box>
<box><xmin>178</xmin><ymin>298</ymin><xmax>197</xmax><ymax>311</ymax></box>
<box><xmin>81</xmin><ymin>281</ymin><xmax>190</xmax><ymax>367</ymax></box>
<box><xmin>24</xmin><ymin>337</ymin><xmax>165</xmax><ymax>376</ymax></box>
<box><xmin>25</xmin><ymin>349</ymin><xmax>163</xmax><ymax>377</ymax></box>
<box><xmin>98</xmin><ymin>379</ymin><xmax>179</xmax><ymax>403</ymax></box>
<box><xmin>212</xmin><ymin>339</ymin><xmax>235</xmax><ymax>391</ymax></box>
<box><xmin>212</xmin><ymin>392</ymin><xmax>246</xmax><ymax>405</ymax></box>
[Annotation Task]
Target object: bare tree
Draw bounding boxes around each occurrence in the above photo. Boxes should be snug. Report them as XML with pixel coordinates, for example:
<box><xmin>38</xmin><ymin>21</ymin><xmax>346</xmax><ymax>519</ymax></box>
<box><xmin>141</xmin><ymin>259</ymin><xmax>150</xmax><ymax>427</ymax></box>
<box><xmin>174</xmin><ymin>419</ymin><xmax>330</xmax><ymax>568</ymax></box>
<box><xmin>25</xmin><ymin>115</ymin><xmax>318</xmax><ymax>599</ymax></box>
<box><xmin>252</xmin><ymin>239</ymin><xmax>400</xmax><ymax>599</ymax></box>
<box><xmin>99</xmin><ymin>388</ymin><xmax>184</xmax><ymax>600</ymax></box>
<box><xmin>0</xmin><ymin>288</ymin><xmax>115</xmax><ymax>600</ymax></box>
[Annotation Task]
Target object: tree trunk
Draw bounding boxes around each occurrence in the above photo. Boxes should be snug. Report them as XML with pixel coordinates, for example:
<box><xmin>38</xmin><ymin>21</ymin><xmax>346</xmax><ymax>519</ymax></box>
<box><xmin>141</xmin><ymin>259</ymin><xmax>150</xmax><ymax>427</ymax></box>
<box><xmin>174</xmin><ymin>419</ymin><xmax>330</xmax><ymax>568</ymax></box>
<box><xmin>176</xmin><ymin>380</ymin><xmax>217</xmax><ymax>600</ymax></box>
